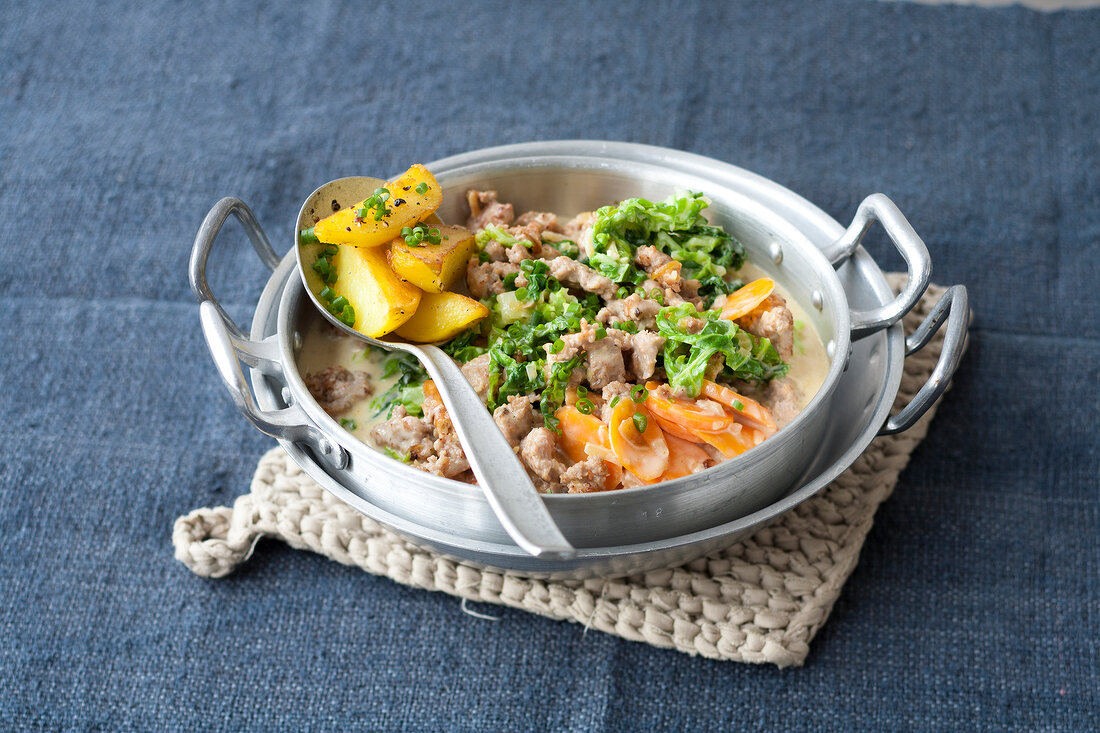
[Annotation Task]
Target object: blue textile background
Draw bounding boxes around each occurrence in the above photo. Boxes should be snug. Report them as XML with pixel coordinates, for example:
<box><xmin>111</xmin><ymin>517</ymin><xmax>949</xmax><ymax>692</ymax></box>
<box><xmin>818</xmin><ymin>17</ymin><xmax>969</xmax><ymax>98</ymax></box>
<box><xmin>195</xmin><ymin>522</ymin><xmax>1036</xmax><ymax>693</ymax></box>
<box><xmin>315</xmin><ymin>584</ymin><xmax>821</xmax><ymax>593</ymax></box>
<box><xmin>1</xmin><ymin>1</ymin><xmax>1097</xmax><ymax>730</ymax></box>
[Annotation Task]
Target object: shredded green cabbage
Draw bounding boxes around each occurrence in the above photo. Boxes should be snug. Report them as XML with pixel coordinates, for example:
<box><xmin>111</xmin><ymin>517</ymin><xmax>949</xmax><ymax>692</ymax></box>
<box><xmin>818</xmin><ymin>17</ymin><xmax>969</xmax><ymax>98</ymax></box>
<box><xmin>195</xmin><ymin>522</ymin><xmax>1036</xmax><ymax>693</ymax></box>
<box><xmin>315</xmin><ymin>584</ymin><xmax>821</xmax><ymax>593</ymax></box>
<box><xmin>589</xmin><ymin>193</ymin><xmax>746</xmax><ymax>283</ymax></box>
<box><xmin>656</xmin><ymin>304</ymin><xmax>788</xmax><ymax>397</ymax></box>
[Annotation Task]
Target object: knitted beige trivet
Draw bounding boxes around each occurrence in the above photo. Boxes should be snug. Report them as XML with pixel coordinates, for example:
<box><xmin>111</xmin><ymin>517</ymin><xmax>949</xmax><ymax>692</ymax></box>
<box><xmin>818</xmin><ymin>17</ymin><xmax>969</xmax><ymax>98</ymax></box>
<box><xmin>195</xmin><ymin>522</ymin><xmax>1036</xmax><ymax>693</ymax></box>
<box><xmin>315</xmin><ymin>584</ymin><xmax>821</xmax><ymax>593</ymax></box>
<box><xmin>175</xmin><ymin>278</ymin><xmax>958</xmax><ymax>667</ymax></box>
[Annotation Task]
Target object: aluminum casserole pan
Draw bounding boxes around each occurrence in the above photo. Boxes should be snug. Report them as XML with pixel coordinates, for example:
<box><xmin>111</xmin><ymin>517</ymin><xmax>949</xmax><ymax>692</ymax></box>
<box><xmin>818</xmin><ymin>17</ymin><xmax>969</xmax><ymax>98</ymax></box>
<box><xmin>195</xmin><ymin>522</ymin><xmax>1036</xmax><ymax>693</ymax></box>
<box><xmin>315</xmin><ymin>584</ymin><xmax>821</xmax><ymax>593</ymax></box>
<box><xmin>191</xmin><ymin>141</ymin><xmax>967</xmax><ymax>575</ymax></box>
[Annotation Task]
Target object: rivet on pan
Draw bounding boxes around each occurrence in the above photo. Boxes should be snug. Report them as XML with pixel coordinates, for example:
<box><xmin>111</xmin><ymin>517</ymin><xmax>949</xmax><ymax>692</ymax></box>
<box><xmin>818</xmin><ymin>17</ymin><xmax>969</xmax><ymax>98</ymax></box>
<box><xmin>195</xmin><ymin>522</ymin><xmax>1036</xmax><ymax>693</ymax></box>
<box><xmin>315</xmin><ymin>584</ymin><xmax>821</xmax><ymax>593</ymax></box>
<box><xmin>811</xmin><ymin>290</ymin><xmax>824</xmax><ymax>310</ymax></box>
<box><xmin>768</xmin><ymin>242</ymin><xmax>784</xmax><ymax>265</ymax></box>
<box><xmin>826</xmin><ymin>340</ymin><xmax>836</xmax><ymax>359</ymax></box>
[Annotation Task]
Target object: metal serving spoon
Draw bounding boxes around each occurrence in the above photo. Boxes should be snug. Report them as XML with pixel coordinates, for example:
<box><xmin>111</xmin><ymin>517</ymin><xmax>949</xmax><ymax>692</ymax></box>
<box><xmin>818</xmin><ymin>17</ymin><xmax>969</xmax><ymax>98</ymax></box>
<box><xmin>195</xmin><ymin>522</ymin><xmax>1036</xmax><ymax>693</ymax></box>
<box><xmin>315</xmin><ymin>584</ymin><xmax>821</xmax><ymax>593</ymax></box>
<box><xmin>295</xmin><ymin>176</ymin><xmax>574</xmax><ymax>560</ymax></box>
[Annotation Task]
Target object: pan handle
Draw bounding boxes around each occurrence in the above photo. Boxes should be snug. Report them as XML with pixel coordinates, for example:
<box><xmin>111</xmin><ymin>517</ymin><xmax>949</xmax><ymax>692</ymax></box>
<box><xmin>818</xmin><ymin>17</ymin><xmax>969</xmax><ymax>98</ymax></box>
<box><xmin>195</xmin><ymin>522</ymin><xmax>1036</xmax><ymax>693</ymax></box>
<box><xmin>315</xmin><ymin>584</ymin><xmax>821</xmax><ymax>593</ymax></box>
<box><xmin>879</xmin><ymin>285</ymin><xmax>969</xmax><ymax>435</ymax></box>
<box><xmin>191</xmin><ymin>198</ymin><xmax>349</xmax><ymax>469</ymax></box>
<box><xmin>824</xmin><ymin>194</ymin><xmax>932</xmax><ymax>340</ymax></box>
<box><xmin>189</xmin><ymin>197</ymin><xmax>281</xmax><ymax>339</ymax></box>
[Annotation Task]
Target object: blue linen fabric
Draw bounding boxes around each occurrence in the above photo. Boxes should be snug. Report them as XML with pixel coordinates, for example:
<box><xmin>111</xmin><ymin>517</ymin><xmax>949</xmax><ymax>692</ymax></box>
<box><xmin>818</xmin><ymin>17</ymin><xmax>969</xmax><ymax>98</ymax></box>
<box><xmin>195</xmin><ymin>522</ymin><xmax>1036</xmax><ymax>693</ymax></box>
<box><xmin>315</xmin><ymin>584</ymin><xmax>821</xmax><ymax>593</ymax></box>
<box><xmin>1</xmin><ymin>1</ymin><xmax>1097</xmax><ymax>730</ymax></box>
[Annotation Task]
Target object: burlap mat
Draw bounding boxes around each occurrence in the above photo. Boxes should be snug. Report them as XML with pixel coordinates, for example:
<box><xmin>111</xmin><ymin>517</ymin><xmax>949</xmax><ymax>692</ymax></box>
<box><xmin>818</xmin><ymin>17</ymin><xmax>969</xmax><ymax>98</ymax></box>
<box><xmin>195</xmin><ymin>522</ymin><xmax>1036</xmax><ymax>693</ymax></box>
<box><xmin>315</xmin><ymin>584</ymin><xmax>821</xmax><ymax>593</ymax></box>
<box><xmin>174</xmin><ymin>277</ymin><xmax>959</xmax><ymax>667</ymax></box>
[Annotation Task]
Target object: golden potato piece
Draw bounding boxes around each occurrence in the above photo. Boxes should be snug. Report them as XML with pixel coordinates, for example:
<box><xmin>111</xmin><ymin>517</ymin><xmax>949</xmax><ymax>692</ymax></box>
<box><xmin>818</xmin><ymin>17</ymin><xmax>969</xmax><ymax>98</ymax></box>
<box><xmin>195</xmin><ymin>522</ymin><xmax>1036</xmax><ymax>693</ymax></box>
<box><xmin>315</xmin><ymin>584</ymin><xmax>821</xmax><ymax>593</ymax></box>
<box><xmin>312</xmin><ymin>164</ymin><xmax>442</xmax><ymax>248</ymax></box>
<box><xmin>387</xmin><ymin>226</ymin><xmax>476</xmax><ymax>293</ymax></box>
<box><xmin>331</xmin><ymin>246</ymin><xmax>421</xmax><ymax>338</ymax></box>
<box><xmin>394</xmin><ymin>291</ymin><xmax>489</xmax><ymax>343</ymax></box>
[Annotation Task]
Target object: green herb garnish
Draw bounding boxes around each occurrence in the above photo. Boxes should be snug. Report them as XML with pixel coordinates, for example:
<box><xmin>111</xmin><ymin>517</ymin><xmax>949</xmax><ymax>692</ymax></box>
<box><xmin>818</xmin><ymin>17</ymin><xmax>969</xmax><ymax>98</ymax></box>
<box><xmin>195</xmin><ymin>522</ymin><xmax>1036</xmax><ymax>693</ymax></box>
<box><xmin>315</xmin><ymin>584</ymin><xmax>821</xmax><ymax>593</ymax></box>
<box><xmin>383</xmin><ymin>447</ymin><xmax>411</xmax><ymax>463</ymax></box>
<box><xmin>357</xmin><ymin>187</ymin><xmax>391</xmax><ymax>221</ymax></box>
<box><xmin>401</xmin><ymin>224</ymin><xmax>442</xmax><ymax>246</ymax></box>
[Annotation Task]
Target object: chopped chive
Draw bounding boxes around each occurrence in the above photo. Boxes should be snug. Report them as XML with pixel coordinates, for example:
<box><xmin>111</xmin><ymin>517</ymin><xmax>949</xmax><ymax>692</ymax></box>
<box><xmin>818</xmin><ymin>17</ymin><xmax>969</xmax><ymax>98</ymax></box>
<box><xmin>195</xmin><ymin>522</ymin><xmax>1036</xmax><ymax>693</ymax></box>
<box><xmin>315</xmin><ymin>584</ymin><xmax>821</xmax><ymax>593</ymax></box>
<box><xmin>616</xmin><ymin>286</ymin><xmax>629</xmax><ymax>299</ymax></box>
<box><xmin>576</xmin><ymin>385</ymin><xmax>587</xmax><ymax>397</ymax></box>
<box><xmin>340</xmin><ymin>418</ymin><xmax>357</xmax><ymax>430</ymax></box>
<box><xmin>550</xmin><ymin>338</ymin><xmax>565</xmax><ymax>354</ymax></box>
<box><xmin>632</xmin><ymin>413</ymin><xmax>648</xmax><ymax>434</ymax></box>
<box><xmin>383</xmin><ymin>447</ymin><xmax>410</xmax><ymax>463</ymax></box>
<box><xmin>515</xmin><ymin>287</ymin><xmax>529</xmax><ymax>300</ymax></box>
<box><xmin>594</xmin><ymin>327</ymin><xmax>607</xmax><ymax>340</ymax></box>
<box><xmin>319</xmin><ymin>286</ymin><xmax>335</xmax><ymax>301</ymax></box>
<box><xmin>415</xmin><ymin>182</ymin><xmax>429</xmax><ymax>194</ymax></box>
<box><xmin>631</xmin><ymin>385</ymin><xmax>648</xmax><ymax>403</ymax></box>
<box><xmin>300</xmin><ymin>227</ymin><xmax>319</xmax><ymax>244</ymax></box>
<box><xmin>609</xmin><ymin>395</ymin><xmax>621</xmax><ymax>408</ymax></box>
<box><xmin>576</xmin><ymin>398</ymin><xmax>594</xmax><ymax>415</ymax></box>
<box><xmin>338</xmin><ymin>304</ymin><xmax>355</xmax><ymax>326</ymax></box>
<box><xmin>732</xmin><ymin>400</ymin><xmax>745</xmax><ymax>411</ymax></box>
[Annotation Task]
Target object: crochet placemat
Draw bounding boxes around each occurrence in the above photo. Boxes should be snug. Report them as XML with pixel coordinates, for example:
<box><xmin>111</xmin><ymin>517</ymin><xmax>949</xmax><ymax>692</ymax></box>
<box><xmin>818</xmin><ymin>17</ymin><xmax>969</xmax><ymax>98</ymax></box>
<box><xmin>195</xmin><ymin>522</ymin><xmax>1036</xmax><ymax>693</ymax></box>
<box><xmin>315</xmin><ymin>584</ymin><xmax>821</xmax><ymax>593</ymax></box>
<box><xmin>174</xmin><ymin>278</ymin><xmax>959</xmax><ymax>667</ymax></box>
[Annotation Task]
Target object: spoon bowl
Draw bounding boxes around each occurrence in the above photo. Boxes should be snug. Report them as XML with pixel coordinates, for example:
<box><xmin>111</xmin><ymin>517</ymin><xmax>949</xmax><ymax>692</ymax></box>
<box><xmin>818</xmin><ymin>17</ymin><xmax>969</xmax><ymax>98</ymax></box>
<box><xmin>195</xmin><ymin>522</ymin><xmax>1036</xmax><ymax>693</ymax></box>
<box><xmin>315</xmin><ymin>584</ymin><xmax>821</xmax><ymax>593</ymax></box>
<box><xmin>295</xmin><ymin>176</ymin><xmax>574</xmax><ymax>560</ymax></box>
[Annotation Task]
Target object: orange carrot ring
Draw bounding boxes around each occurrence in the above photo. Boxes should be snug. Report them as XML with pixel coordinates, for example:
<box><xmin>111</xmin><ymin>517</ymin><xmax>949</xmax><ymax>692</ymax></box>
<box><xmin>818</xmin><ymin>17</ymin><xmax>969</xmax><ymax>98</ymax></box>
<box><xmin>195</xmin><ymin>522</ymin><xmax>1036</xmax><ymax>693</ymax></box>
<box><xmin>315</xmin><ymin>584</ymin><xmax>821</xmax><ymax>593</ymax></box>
<box><xmin>720</xmin><ymin>278</ymin><xmax>775</xmax><ymax>321</ymax></box>
<box><xmin>608</xmin><ymin>399</ymin><xmax>669</xmax><ymax>482</ymax></box>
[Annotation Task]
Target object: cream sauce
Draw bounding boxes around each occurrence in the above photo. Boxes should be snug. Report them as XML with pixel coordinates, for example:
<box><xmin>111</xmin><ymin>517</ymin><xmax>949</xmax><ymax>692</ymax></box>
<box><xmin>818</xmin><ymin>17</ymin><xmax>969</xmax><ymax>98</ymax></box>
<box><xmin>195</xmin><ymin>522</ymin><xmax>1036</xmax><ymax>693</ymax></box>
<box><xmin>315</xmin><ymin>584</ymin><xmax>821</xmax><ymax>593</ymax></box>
<box><xmin>294</xmin><ymin>317</ymin><xmax>399</xmax><ymax>444</ymax></box>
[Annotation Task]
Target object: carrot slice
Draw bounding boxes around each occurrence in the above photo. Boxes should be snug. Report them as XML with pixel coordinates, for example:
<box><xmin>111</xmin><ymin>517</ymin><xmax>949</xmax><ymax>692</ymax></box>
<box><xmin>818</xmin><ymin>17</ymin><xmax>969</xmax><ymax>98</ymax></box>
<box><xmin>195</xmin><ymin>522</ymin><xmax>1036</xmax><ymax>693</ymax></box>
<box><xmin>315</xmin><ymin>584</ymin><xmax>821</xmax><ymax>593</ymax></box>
<box><xmin>720</xmin><ymin>278</ymin><xmax>775</xmax><ymax>321</ymax></box>
<box><xmin>422</xmin><ymin>379</ymin><xmax>439</xmax><ymax>402</ymax></box>
<box><xmin>652</xmin><ymin>414</ymin><xmax>707</xmax><ymax>444</ymax></box>
<box><xmin>555</xmin><ymin>406</ymin><xmax>622</xmax><ymax>491</ymax></box>
<box><xmin>555</xmin><ymin>406</ymin><xmax>609</xmax><ymax>464</ymax></box>
<box><xmin>694</xmin><ymin>423</ymin><xmax>758</xmax><ymax>458</ymax></box>
<box><xmin>608</xmin><ymin>399</ymin><xmax>669</xmax><ymax>482</ymax></box>
<box><xmin>644</xmin><ymin>382</ymin><xmax>733</xmax><ymax>433</ymax></box>
<box><xmin>700</xmin><ymin>380</ymin><xmax>777</xmax><ymax>435</ymax></box>
<box><xmin>660</xmin><ymin>433</ymin><xmax>713</xmax><ymax>480</ymax></box>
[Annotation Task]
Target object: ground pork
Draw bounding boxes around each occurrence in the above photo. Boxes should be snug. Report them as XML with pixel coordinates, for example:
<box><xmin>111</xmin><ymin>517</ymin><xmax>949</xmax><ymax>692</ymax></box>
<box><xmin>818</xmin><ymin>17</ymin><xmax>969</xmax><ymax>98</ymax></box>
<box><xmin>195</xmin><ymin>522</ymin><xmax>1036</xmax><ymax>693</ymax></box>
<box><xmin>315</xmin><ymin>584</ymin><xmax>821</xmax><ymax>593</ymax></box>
<box><xmin>304</xmin><ymin>366</ymin><xmax>372</xmax><ymax>415</ymax></box>
<box><xmin>561</xmin><ymin>210</ymin><xmax>597</xmax><ymax>241</ymax></box>
<box><xmin>507</xmin><ymin>211</ymin><xmax>562</xmax><ymax>251</ymax></box>
<box><xmin>548</xmin><ymin>320</ymin><xmax>627</xmax><ymax>389</ymax></box>
<box><xmin>368</xmin><ymin>406</ymin><xmax>434</xmax><ymax>460</ymax></box>
<box><xmin>460</xmin><ymin>354</ymin><xmax>492</xmax><ymax>403</ymax></box>
<box><xmin>466</xmin><ymin>259</ymin><xmax>521</xmax><ymax>299</ymax></box>
<box><xmin>596</xmin><ymin>293</ymin><xmax>661</xmax><ymax>331</ymax></box>
<box><xmin>635</xmin><ymin>245</ymin><xmax>683</xmax><ymax>291</ymax></box>
<box><xmin>561</xmin><ymin>455</ymin><xmax>611</xmax><ymax>494</ymax></box>
<box><xmin>466</xmin><ymin>190</ymin><xmax>514</xmax><ymax>230</ymax></box>
<box><xmin>520</xmin><ymin>428</ymin><xmax>565</xmax><ymax>484</ymax></box>
<box><xmin>737</xmin><ymin>293</ymin><xmax>795</xmax><ymax>359</ymax></box>
<box><xmin>760</xmin><ymin>378</ymin><xmax>802</xmax><ymax>428</ymax></box>
<box><xmin>493</xmin><ymin>395</ymin><xmax>541</xmax><ymax>448</ymax></box>
<box><xmin>611</xmin><ymin>329</ymin><xmax>665</xmax><ymax>381</ymax></box>
<box><xmin>548</xmin><ymin>257</ymin><xmax>618</xmax><ymax>300</ymax></box>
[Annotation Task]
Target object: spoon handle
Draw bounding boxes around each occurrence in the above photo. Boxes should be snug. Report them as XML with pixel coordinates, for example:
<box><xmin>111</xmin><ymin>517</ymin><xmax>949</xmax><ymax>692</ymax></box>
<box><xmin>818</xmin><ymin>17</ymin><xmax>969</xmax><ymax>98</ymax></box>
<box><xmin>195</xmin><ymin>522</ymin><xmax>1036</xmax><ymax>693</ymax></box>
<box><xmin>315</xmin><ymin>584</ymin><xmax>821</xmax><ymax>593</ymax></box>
<box><xmin>414</xmin><ymin>345</ymin><xmax>576</xmax><ymax>560</ymax></box>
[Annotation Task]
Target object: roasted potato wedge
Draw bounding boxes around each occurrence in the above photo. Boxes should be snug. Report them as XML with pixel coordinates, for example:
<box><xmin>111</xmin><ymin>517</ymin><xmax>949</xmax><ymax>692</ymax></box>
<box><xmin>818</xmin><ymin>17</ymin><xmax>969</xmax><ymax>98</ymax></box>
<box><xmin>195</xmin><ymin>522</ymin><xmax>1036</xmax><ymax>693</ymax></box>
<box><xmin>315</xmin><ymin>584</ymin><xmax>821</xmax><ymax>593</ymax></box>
<box><xmin>394</xmin><ymin>291</ymin><xmax>489</xmax><ymax>343</ymax></box>
<box><xmin>311</xmin><ymin>164</ymin><xmax>442</xmax><ymax>248</ymax></box>
<box><xmin>387</xmin><ymin>226</ymin><xmax>476</xmax><ymax>293</ymax></box>
<box><xmin>330</xmin><ymin>246</ymin><xmax>421</xmax><ymax>337</ymax></box>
